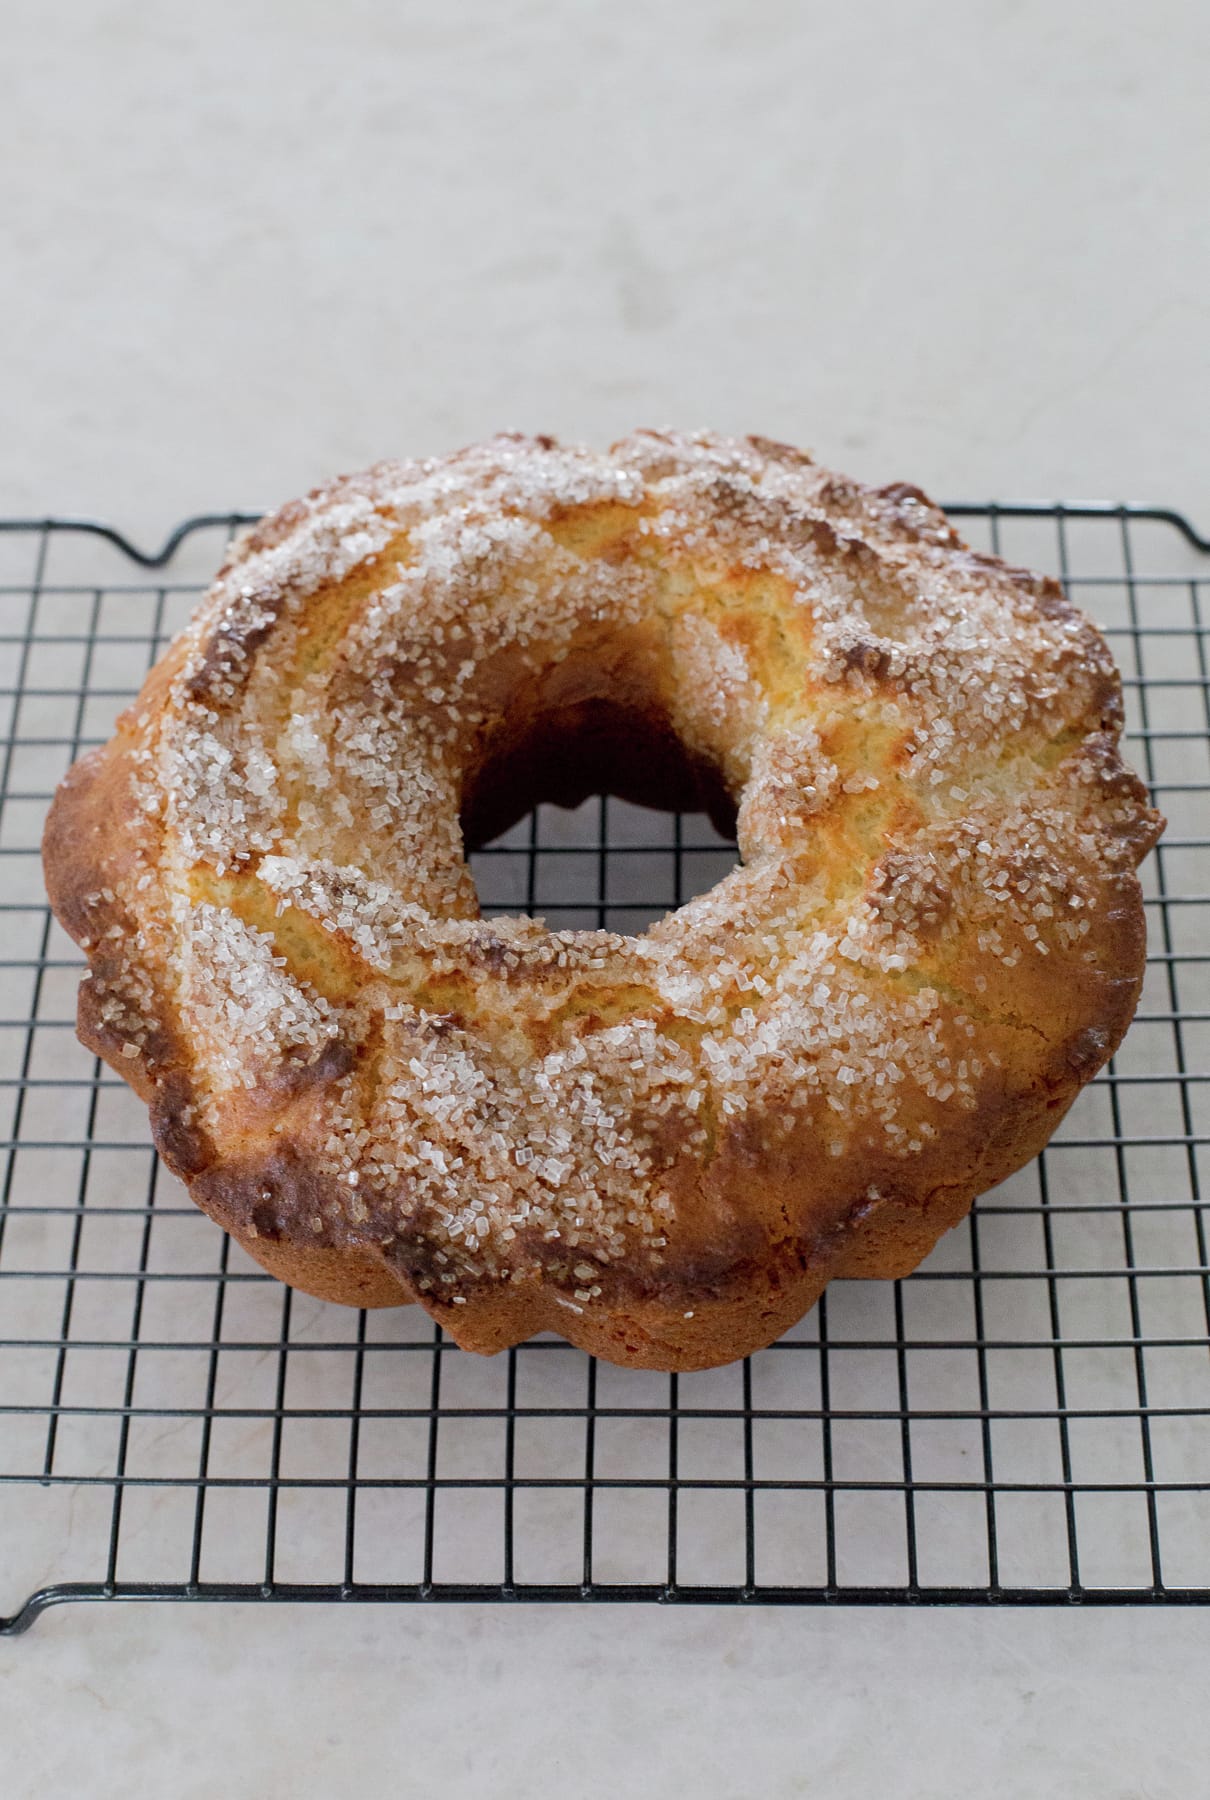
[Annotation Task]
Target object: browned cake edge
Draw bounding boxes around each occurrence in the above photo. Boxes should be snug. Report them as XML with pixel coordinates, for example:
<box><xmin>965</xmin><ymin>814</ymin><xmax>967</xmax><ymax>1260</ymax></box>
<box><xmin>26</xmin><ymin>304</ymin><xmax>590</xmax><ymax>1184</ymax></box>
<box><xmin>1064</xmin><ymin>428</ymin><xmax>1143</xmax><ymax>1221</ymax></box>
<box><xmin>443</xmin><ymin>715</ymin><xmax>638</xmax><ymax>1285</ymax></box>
<box><xmin>42</xmin><ymin>677</ymin><xmax>1157</xmax><ymax>1371</ymax></box>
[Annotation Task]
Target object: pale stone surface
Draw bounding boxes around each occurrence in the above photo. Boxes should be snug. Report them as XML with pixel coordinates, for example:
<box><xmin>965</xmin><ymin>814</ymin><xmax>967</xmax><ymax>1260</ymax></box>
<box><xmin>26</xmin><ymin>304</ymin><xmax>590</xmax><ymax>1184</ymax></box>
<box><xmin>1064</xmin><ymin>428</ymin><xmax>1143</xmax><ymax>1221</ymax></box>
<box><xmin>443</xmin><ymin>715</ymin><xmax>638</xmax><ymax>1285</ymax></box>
<box><xmin>2</xmin><ymin>1603</ymin><xmax>1207</xmax><ymax>1799</ymax></box>
<box><xmin>2</xmin><ymin>0</ymin><xmax>1208</xmax><ymax>543</ymax></box>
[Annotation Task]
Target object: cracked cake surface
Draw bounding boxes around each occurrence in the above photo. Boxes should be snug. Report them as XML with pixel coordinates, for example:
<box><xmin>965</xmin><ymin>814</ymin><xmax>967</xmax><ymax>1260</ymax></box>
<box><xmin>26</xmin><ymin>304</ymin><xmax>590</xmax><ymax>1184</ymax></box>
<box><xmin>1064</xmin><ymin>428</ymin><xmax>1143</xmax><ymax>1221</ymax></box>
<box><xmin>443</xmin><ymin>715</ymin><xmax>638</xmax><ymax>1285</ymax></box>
<box><xmin>42</xmin><ymin>432</ymin><xmax>1162</xmax><ymax>1369</ymax></box>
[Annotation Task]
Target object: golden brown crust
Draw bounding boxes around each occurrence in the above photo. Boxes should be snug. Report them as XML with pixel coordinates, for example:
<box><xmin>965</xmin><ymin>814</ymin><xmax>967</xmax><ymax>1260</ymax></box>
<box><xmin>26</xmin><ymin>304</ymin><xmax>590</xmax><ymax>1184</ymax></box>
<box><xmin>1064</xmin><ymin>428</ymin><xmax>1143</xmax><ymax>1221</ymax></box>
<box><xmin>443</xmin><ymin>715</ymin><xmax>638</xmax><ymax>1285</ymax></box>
<box><xmin>42</xmin><ymin>433</ymin><xmax>1163</xmax><ymax>1370</ymax></box>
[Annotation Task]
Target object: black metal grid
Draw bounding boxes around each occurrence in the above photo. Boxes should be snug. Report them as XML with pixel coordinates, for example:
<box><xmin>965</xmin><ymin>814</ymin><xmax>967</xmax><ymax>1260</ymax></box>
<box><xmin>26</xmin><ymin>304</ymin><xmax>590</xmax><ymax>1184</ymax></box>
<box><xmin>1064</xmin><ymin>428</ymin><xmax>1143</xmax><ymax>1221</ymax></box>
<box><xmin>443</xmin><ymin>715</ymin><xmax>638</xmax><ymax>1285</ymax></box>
<box><xmin>0</xmin><ymin>502</ymin><xmax>1208</xmax><ymax>1634</ymax></box>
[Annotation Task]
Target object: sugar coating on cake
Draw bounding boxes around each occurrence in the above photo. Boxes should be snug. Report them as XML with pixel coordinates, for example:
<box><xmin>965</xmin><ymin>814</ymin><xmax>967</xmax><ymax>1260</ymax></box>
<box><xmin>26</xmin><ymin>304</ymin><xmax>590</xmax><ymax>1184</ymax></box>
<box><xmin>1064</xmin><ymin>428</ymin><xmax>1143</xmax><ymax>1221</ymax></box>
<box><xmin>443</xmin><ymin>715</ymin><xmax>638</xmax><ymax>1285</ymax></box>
<box><xmin>45</xmin><ymin>432</ymin><xmax>1162</xmax><ymax>1358</ymax></box>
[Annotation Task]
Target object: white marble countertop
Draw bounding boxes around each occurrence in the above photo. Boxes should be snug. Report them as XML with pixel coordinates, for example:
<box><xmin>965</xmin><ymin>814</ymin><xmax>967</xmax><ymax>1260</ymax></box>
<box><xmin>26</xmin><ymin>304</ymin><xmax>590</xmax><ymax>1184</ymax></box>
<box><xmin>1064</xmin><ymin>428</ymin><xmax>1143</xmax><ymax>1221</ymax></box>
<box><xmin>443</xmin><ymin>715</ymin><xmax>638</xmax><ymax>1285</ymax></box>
<box><xmin>4</xmin><ymin>1603</ymin><xmax>1208</xmax><ymax>1798</ymax></box>
<box><xmin>3</xmin><ymin>0</ymin><xmax>1208</xmax><ymax>1792</ymax></box>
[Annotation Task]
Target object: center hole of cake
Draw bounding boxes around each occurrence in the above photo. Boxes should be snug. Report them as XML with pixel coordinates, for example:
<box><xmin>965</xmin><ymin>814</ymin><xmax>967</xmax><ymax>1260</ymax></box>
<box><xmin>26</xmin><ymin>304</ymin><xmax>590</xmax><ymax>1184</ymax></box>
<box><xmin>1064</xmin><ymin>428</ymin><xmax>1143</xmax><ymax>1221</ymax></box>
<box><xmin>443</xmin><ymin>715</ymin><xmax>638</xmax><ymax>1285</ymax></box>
<box><xmin>460</xmin><ymin>700</ymin><xmax>740</xmax><ymax>935</ymax></box>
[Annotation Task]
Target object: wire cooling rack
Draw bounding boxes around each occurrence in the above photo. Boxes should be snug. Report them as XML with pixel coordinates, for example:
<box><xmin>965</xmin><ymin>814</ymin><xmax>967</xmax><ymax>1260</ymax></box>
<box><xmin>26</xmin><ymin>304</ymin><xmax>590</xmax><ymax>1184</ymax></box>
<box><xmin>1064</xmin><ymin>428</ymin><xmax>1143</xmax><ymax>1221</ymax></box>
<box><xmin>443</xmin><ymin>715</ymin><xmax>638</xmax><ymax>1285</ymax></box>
<box><xmin>0</xmin><ymin>502</ymin><xmax>1208</xmax><ymax>1634</ymax></box>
